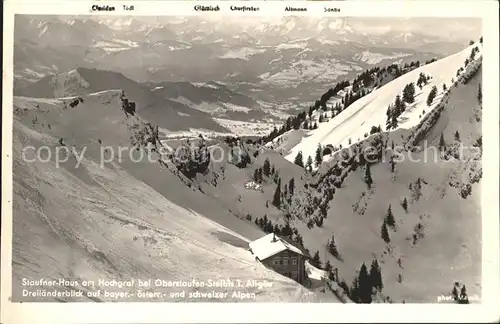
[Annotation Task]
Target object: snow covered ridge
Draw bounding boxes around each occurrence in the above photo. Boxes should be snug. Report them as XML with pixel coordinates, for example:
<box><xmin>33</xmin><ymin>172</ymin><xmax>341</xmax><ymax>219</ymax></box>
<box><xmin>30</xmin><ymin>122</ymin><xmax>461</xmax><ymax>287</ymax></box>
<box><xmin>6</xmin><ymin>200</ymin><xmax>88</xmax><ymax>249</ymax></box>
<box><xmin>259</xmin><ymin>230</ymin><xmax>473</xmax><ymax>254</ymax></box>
<box><xmin>285</xmin><ymin>43</ymin><xmax>482</xmax><ymax>165</ymax></box>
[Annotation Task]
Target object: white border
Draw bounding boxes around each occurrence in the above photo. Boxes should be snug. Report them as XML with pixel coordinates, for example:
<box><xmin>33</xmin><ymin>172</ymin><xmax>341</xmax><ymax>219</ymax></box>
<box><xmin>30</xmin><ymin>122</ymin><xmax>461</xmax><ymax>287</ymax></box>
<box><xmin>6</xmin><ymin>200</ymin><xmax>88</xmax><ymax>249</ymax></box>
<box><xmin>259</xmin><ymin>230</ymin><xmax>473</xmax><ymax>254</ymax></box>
<box><xmin>2</xmin><ymin>1</ymin><xmax>499</xmax><ymax>323</ymax></box>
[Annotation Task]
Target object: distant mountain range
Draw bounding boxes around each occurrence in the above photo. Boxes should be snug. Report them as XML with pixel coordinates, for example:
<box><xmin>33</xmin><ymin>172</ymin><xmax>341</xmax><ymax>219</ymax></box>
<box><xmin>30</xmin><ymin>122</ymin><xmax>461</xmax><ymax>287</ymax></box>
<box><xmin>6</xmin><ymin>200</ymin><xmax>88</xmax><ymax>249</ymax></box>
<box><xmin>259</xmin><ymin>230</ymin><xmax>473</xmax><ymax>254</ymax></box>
<box><xmin>14</xmin><ymin>16</ymin><xmax>468</xmax><ymax>96</ymax></box>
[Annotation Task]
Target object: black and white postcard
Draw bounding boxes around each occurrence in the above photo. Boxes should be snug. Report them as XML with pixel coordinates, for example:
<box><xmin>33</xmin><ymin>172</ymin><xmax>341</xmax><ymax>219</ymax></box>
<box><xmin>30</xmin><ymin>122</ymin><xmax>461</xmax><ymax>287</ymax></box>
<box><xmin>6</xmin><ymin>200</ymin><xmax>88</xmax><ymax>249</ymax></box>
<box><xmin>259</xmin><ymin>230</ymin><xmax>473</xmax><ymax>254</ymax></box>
<box><xmin>2</xmin><ymin>1</ymin><xmax>499</xmax><ymax>323</ymax></box>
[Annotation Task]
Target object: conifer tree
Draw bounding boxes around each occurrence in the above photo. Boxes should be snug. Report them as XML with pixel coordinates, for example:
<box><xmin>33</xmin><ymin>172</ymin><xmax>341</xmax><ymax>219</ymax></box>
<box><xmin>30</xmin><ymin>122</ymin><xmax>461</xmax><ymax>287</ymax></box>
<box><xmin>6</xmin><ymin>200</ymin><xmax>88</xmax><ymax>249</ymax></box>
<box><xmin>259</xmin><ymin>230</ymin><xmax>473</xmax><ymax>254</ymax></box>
<box><xmin>439</xmin><ymin>133</ymin><xmax>446</xmax><ymax>151</ymax></box>
<box><xmin>459</xmin><ymin>285</ymin><xmax>469</xmax><ymax>304</ymax></box>
<box><xmin>390</xmin><ymin>155</ymin><xmax>396</xmax><ymax>173</ymax></box>
<box><xmin>328</xmin><ymin>234</ymin><xmax>340</xmax><ymax>259</ymax></box>
<box><xmin>325</xmin><ymin>260</ymin><xmax>333</xmax><ymax>273</ymax></box>
<box><xmin>381</xmin><ymin>221</ymin><xmax>390</xmax><ymax>244</ymax></box>
<box><xmin>253</xmin><ymin>169</ymin><xmax>260</xmax><ymax>183</ymax></box>
<box><xmin>358</xmin><ymin>263</ymin><xmax>373</xmax><ymax>303</ymax></box>
<box><xmin>294</xmin><ymin>151</ymin><xmax>304</xmax><ymax>167</ymax></box>
<box><xmin>364</xmin><ymin>164</ymin><xmax>373</xmax><ymax>189</ymax></box>
<box><xmin>312</xmin><ymin>251</ymin><xmax>322</xmax><ymax>269</ymax></box>
<box><xmin>350</xmin><ymin>276</ymin><xmax>360</xmax><ymax>303</ymax></box>
<box><xmin>477</xmin><ymin>83</ymin><xmax>482</xmax><ymax>104</ymax></box>
<box><xmin>369</xmin><ymin>259</ymin><xmax>383</xmax><ymax>291</ymax></box>
<box><xmin>402</xmin><ymin>82</ymin><xmax>416</xmax><ymax>104</ymax></box>
<box><xmin>452</xmin><ymin>284</ymin><xmax>459</xmax><ymax>301</ymax></box>
<box><xmin>454</xmin><ymin>130</ymin><xmax>461</xmax><ymax>141</ymax></box>
<box><xmin>263</xmin><ymin>158</ymin><xmax>271</xmax><ymax>177</ymax></box>
<box><xmin>315</xmin><ymin>143</ymin><xmax>323</xmax><ymax>167</ymax></box>
<box><xmin>272</xmin><ymin>181</ymin><xmax>281</xmax><ymax>207</ymax></box>
<box><xmin>394</xmin><ymin>95</ymin><xmax>405</xmax><ymax>115</ymax></box>
<box><xmin>427</xmin><ymin>86</ymin><xmax>438</xmax><ymax>106</ymax></box>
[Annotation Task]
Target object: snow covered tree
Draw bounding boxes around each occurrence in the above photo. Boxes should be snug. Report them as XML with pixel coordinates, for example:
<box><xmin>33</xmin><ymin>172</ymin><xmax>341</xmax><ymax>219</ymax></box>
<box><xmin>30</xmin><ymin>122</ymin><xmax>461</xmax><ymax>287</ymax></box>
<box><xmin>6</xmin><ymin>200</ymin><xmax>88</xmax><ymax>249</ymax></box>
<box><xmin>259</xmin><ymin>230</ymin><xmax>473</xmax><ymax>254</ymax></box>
<box><xmin>385</xmin><ymin>204</ymin><xmax>396</xmax><ymax>228</ymax></box>
<box><xmin>294</xmin><ymin>151</ymin><xmax>304</xmax><ymax>168</ymax></box>
<box><xmin>480</xmin><ymin>36</ymin><xmax>483</xmax><ymax>44</ymax></box>
<box><xmin>381</xmin><ymin>221</ymin><xmax>390</xmax><ymax>243</ymax></box>
<box><xmin>443</xmin><ymin>83</ymin><xmax>447</xmax><ymax>92</ymax></box>
<box><xmin>454</xmin><ymin>130</ymin><xmax>461</xmax><ymax>141</ymax></box>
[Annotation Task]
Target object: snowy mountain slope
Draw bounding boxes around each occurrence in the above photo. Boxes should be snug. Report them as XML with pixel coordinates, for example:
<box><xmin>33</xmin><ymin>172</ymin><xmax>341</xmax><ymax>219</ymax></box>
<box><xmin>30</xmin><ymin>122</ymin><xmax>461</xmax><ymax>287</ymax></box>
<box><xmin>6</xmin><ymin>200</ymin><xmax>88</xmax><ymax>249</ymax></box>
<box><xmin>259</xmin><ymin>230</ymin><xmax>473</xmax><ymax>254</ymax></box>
<box><xmin>12</xmin><ymin>90</ymin><xmax>339</xmax><ymax>302</ymax></box>
<box><xmin>15</xmin><ymin>68</ymin><xmax>230</xmax><ymax>134</ymax></box>
<box><xmin>285</xmin><ymin>44</ymin><xmax>482</xmax><ymax>164</ymax></box>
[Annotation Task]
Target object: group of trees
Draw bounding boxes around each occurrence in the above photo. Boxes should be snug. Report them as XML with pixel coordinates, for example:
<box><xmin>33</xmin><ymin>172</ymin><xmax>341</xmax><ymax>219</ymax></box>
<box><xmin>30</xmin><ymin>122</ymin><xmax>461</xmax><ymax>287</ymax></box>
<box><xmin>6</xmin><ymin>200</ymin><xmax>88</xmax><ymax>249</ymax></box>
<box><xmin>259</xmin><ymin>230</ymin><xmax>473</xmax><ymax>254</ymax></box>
<box><xmin>364</xmin><ymin>163</ymin><xmax>373</xmax><ymax>189</ymax></box>
<box><xmin>253</xmin><ymin>215</ymin><xmax>305</xmax><ymax>247</ymax></box>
